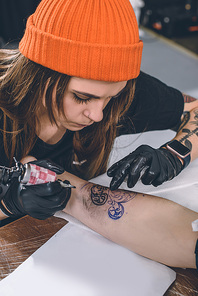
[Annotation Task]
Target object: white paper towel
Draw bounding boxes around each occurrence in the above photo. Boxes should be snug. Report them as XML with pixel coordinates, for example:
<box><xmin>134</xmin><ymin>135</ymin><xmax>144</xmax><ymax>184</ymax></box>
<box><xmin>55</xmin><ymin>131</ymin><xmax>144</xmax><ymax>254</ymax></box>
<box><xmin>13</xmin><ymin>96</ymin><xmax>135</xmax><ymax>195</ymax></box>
<box><xmin>0</xmin><ymin>220</ymin><xmax>176</xmax><ymax>296</ymax></box>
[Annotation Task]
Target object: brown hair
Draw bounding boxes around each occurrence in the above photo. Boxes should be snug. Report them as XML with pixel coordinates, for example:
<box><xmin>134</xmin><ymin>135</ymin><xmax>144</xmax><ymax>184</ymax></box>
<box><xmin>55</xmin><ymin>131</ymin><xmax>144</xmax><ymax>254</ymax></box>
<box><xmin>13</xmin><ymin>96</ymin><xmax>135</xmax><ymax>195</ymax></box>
<box><xmin>72</xmin><ymin>80</ymin><xmax>136</xmax><ymax>179</ymax></box>
<box><xmin>0</xmin><ymin>49</ymin><xmax>136</xmax><ymax>180</ymax></box>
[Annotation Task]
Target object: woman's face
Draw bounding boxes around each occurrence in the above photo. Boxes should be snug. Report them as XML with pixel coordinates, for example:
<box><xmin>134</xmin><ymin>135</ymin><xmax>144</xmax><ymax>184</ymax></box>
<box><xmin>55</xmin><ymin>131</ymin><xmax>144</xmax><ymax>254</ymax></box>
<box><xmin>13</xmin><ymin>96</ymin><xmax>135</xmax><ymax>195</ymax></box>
<box><xmin>55</xmin><ymin>77</ymin><xmax>127</xmax><ymax>131</ymax></box>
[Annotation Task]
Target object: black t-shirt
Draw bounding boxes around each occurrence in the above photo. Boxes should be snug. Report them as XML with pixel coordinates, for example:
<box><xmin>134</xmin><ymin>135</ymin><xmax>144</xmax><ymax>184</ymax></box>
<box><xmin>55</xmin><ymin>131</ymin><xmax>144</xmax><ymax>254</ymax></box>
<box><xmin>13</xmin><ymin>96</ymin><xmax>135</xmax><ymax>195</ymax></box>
<box><xmin>118</xmin><ymin>71</ymin><xmax>184</xmax><ymax>135</ymax></box>
<box><xmin>0</xmin><ymin>72</ymin><xmax>184</xmax><ymax>171</ymax></box>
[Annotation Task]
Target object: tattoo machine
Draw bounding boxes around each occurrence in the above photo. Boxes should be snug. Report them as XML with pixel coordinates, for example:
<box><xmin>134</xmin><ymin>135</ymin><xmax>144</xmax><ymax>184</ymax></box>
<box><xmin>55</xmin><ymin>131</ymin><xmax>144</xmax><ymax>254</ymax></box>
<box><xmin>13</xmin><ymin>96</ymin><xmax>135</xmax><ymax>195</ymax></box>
<box><xmin>0</xmin><ymin>158</ymin><xmax>75</xmax><ymax>198</ymax></box>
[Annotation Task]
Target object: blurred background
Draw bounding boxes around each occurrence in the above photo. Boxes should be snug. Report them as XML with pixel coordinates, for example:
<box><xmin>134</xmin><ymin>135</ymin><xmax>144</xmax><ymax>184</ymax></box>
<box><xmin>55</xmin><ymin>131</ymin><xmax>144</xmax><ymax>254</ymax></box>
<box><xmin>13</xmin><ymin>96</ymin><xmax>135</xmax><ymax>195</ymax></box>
<box><xmin>130</xmin><ymin>0</ymin><xmax>198</xmax><ymax>98</ymax></box>
<box><xmin>0</xmin><ymin>1</ymin><xmax>197</xmax><ymax>53</ymax></box>
<box><xmin>0</xmin><ymin>0</ymin><xmax>40</xmax><ymax>48</ymax></box>
<box><xmin>140</xmin><ymin>0</ymin><xmax>198</xmax><ymax>54</ymax></box>
<box><xmin>0</xmin><ymin>0</ymin><xmax>197</xmax><ymax>95</ymax></box>
<box><xmin>0</xmin><ymin>0</ymin><xmax>197</xmax><ymax>116</ymax></box>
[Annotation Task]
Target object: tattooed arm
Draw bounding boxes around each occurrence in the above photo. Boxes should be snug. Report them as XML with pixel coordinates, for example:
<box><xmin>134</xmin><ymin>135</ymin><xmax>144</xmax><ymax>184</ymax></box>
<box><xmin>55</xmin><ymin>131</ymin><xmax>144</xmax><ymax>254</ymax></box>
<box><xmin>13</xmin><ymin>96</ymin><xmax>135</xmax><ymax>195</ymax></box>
<box><xmin>59</xmin><ymin>170</ymin><xmax>198</xmax><ymax>269</ymax></box>
<box><xmin>173</xmin><ymin>94</ymin><xmax>198</xmax><ymax>161</ymax></box>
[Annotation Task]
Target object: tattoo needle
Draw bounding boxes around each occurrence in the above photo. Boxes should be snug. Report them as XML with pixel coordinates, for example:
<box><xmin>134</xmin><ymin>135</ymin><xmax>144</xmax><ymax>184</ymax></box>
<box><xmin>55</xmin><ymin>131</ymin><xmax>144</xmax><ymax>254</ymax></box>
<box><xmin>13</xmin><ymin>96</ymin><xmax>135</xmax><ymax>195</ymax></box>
<box><xmin>58</xmin><ymin>179</ymin><xmax>76</xmax><ymax>188</ymax></box>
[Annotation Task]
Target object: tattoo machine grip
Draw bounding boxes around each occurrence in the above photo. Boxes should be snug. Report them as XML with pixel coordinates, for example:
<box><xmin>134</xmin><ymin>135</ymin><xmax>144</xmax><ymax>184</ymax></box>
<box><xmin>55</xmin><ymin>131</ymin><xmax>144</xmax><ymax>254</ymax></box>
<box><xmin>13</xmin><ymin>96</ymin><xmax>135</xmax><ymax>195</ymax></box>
<box><xmin>21</xmin><ymin>163</ymin><xmax>57</xmax><ymax>185</ymax></box>
<box><xmin>20</xmin><ymin>163</ymin><xmax>75</xmax><ymax>188</ymax></box>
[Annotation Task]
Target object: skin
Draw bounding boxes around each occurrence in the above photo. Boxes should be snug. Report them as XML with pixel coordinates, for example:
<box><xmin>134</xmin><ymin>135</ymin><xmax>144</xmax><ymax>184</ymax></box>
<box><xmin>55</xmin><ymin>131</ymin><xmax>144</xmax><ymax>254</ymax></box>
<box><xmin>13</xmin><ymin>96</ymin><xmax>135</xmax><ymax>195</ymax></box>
<box><xmin>34</xmin><ymin>90</ymin><xmax>198</xmax><ymax>268</ymax></box>
<box><xmin>37</xmin><ymin>77</ymin><xmax>127</xmax><ymax>144</ymax></box>
<box><xmin>0</xmin><ymin>81</ymin><xmax>198</xmax><ymax>267</ymax></box>
<box><xmin>175</xmin><ymin>98</ymin><xmax>198</xmax><ymax>161</ymax></box>
<box><xmin>0</xmin><ymin>84</ymin><xmax>197</xmax><ymax>212</ymax></box>
<box><xmin>1</xmin><ymin>156</ymin><xmax>197</xmax><ymax>268</ymax></box>
<box><xmin>0</xmin><ymin>78</ymin><xmax>127</xmax><ymax>219</ymax></box>
<box><xmin>0</xmin><ymin>208</ymin><xmax>8</xmax><ymax>219</ymax></box>
<box><xmin>60</xmin><ymin>171</ymin><xmax>198</xmax><ymax>269</ymax></box>
<box><xmin>0</xmin><ymin>77</ymin><xmax>198</xmax><ymax>268</ymax></box>
<box><xmin>36</xmin><ymin>77</ymin><xmax>198</xmax><ymax>165</ymax></box>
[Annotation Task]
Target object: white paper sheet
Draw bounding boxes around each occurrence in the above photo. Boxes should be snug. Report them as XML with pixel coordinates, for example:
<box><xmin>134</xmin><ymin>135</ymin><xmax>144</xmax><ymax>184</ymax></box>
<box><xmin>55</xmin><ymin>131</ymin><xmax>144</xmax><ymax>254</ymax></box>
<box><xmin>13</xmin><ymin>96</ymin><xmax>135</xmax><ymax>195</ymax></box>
<box><xmin>0</xmin><ymin>220</ymin><xmax>176</xmax><ymax>296</ymax></box>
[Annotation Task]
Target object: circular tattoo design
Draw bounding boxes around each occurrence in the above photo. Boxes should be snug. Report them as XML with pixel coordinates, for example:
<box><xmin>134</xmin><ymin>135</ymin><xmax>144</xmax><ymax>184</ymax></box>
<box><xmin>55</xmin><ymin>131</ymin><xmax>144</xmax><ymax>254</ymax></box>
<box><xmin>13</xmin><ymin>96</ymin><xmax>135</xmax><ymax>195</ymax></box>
<box><xmin>108</xmin><ymin>203</ymin><xmax>124</xmax><ymax>220</ymax></box>
<box><xmin>91</xmin><ymin>185</ymin><xmax>108</xmax><ymax>206</ymax></box>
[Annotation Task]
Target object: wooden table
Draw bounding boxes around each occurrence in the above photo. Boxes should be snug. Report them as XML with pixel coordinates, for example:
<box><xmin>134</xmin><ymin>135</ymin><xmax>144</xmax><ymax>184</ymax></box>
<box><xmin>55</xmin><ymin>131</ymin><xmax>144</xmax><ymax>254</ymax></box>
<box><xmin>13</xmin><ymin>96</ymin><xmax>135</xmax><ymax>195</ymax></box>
<box><xmin>0</xmin><ymin>216</ymin><xmax>197</xmax><ymax>295</ymax></box>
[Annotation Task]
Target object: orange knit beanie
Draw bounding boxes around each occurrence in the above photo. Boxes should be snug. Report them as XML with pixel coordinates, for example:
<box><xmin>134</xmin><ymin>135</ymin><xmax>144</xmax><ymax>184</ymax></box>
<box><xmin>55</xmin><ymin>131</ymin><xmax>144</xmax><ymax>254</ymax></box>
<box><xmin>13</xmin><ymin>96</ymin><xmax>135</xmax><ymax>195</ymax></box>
<box><xmin>19</xmin><ymin>0</ymin><xmax>143</xmax><ymax>81</ymax></box>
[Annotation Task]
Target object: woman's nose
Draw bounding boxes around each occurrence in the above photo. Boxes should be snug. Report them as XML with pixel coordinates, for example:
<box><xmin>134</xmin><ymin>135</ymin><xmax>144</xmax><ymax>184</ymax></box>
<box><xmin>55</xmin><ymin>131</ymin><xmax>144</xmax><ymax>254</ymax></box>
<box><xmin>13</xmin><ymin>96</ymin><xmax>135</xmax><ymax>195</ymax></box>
<box><xmin>84</xmin><ymin>100</ymin><xmax>105</xmax><ymax>122</ymax></box>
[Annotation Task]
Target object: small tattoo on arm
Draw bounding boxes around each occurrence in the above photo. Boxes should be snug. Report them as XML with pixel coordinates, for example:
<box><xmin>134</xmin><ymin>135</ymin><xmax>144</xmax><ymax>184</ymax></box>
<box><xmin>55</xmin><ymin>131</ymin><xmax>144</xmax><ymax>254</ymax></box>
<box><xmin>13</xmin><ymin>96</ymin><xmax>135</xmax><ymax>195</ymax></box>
<box><xmin>82</xmin><ymin>183</ymin><xmax>137</xmax><ymax>220</ymax></box>
<box><xmin>84</xmin><ymin>184</ymin><xmax>137</xmax><ymax>220</ymax></box>
<box><xmin>179</xmin><ymin>109</ymin><xmax>198</xmax><ymax>149</ymax></box>
<box><xmin>107</xmin><ymin>190</ymin><xmax>137</xmax><ymax>220</ymax></box>
<box><xmin>177</xmin><ymin>111</ymin><xmax>190</xmax><ymax>132</ymax></box>
<box><xmin>90</xmin><ymin>185</ymin><xmax>109</xmax><ymax>206</ymax></box>
<box><xmin>193</xmin><ymin>109</ymin><xmax>198</xmax><ymax>121</ymax></box>
<box><xmin>183</xmin><ymin>94</ymin><xmax>197</xmax><ymax>103</ymax></box>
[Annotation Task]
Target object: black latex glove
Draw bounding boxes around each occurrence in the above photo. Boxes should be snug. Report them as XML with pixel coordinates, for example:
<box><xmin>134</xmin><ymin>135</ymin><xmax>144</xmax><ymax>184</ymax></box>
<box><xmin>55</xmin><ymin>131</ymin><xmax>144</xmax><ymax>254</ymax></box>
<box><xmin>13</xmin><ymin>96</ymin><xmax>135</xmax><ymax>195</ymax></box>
<box><xmin>29</xmin><ymin>159</ymin><xmax>65</xmax><ymax>174</ymax></box>
<box><xmin>107</xmin><ymin>145</ymin><xmax>183</xmax><ymax>190</ymax></box>
<box><xmin>0</xmin><ymin>160</ymin><xmax>71</xmax><ymax>220</ymax></box>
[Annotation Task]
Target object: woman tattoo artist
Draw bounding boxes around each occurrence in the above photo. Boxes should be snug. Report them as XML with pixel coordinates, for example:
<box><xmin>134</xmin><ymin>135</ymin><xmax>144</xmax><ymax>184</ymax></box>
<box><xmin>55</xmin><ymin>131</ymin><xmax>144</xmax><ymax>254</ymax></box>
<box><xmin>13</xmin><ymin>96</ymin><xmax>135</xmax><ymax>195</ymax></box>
<box><xmin>0</xmin><ymin>0</ymin><xmax>198</xmax><ymax>266</ymax></box>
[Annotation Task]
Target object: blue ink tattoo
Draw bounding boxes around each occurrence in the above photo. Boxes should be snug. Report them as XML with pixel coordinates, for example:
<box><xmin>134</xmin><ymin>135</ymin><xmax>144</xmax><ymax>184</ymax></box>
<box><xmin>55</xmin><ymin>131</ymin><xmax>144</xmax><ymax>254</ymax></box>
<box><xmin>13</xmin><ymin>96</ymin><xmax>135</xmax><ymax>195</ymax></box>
<box><xmin>88</xmin><ymin>184</ymin><xmax>137</xmax><ymax>220</ymax></box>
<box><xmin>108</xmin><ymin>202</ymin><xmax>124</xmax><ymax>220</ymax></box>
<box><xmin>107</xmin><ymin>191</ymin><xmax>137</xmax><ymax>220</ymax></box>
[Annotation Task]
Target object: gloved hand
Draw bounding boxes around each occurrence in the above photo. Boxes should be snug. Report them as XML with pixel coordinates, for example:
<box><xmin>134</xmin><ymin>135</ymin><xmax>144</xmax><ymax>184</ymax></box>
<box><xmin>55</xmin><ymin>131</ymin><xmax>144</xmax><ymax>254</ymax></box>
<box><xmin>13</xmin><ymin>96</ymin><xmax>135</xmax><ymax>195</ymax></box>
<box><xmin>107</xmin><ymin>145</ymin><xmax>183</xmax><ymax>190</ymax></box>
<box><xmin>0</xmin><ymin>160</ymin><xmax>71</xmax><ymax>220</ymax></box>
<box><xmin>29</xmin><ymin>159</ymin><xmax>65</xmax><ymax>174</ymax></box>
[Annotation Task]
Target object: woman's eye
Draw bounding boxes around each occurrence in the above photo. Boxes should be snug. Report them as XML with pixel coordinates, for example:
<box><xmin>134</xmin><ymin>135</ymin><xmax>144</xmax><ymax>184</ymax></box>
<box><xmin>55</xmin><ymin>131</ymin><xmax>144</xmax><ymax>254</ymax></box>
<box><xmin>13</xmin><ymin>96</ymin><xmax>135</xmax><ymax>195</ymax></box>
<box><xmin>73</xmin><ymin>93</ymin><xmax>91</xmax><ymax>104</ymax></box>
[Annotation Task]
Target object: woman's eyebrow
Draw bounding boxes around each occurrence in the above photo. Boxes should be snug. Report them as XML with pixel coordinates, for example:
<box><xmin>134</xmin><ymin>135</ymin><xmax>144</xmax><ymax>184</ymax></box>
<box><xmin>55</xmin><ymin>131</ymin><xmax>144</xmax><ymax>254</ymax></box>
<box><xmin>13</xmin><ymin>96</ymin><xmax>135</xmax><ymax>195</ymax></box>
<box><xmin>72</xmin><ymin>90</ymin><xmax>101</xmax><ymax>98</ymax></box>
<box><xmin>71</xmin><ymin>87</ymin><xmax>126</xmax><ymax>99</ymax></box>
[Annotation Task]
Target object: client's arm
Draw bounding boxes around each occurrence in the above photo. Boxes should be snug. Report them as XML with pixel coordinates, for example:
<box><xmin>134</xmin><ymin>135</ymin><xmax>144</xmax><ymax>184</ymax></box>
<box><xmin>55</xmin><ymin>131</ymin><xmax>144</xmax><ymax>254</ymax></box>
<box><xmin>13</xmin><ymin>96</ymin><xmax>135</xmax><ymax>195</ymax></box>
<box><xmin>0</xmin><ymin>209</ymin><xmax>6</xmax><ymax>220</ymax></box>
<box><xmin>59</xmin><ymin>171</ymin><xmax>198</xmax><ymax>269</ymax></box>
